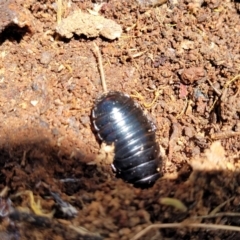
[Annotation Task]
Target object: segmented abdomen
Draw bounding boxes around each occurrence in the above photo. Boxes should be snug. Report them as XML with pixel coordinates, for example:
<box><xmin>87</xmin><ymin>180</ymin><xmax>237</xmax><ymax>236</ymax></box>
<box><xmin>91</xmin><ymin>91</ymin><xmax>161</xmax><ymax>188</ymax></box>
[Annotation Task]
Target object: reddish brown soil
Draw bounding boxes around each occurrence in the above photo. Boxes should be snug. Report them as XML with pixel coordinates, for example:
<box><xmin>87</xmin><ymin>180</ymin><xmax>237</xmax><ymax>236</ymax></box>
<box><xmin>0</xmin><ymin>0</ymin><xmax>240</xmax><ymax>239</ymax></box>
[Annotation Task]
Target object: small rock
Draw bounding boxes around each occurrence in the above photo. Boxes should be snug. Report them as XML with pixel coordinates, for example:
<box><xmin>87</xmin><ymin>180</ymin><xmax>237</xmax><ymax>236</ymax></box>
<box><xmin>180</xmin><ymin>67</ymin><xmax>205</xmax><ymax>85</ymax></box>
<box><xmin>184</xmin><ymin>126</ymin><xmax>194</xmax><ymax>138</ymax></box>
<box><xmin>129</xmin><ymin>217</ymin><xmax>140</xmax><ymax>227</ymax></box>
<box><xmin>30</xmin><ymin>100</ymin><xmax>38</xmax><ymax>106</ymax></box>
<box><xmin>119</xmin><ymin>228</ymin><xmax>131</xmax><ymax>236</ymax></box>
<box><xmin>80</xmin><ymin>116</ymin><xmax>90</xmax><ymax>126</ymax></box>
<box><xmin>192</xmin><ymin>146</ymin><xmax>200</xmax><ymax>156</ymax></box>
<box><xmin>51</xmin><ymin>128</ymin><xmax>59</xmax><ymax>136</ymax></box>
<box><xmin>40</xmin><ymin>51</ymin><xmax>53</xmax><ymax>65</ymax></box>
<box><xmin>136</xmin><ymin>0</ymin><xmax>167</xmax><ymax>7</ymax></box>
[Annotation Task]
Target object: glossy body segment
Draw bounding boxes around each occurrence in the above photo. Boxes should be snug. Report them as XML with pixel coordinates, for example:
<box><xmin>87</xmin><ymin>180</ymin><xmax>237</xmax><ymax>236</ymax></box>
<box><xmin>91</xmin><ymin>91</ymin><xmax>161</xmax><ymax>188</ymax></box>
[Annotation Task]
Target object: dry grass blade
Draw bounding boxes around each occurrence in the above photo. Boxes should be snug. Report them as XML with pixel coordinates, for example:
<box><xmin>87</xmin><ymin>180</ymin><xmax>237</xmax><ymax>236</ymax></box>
<box><xmin>194</xmin><ymin>212</ymin><xmax>240</xmax><ymax>219</ymax></box>
<box><xmin>210</xmin><ymin>197</ymin><xmax>234</xmax><ymax>215</ymax></box>
<box><xmin>57</xmin><ymin>0</ymin><xmax>62</xmax><ymax>24</ymax></box>
<box><xmin>130</xmin><ymin>223</ymin><xmax>240</xmax><ymax>240</ymax></box>
<box><xmin>92</xmin><ymin>43</ymin><xmax>107</xmax><ymax>93</ymax></box>
<box><xmin>224</xmin><ymin>74</ymin><xmax>240</xmax><ymax>89</ymax></box>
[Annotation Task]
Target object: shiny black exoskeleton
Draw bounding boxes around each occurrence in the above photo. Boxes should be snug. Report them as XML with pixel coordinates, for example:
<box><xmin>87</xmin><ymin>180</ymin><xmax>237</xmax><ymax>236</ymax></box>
<box><xmin>91</xmin><ymin>91</ymin><xmax>161</xmax><ymax>188</ymax></box>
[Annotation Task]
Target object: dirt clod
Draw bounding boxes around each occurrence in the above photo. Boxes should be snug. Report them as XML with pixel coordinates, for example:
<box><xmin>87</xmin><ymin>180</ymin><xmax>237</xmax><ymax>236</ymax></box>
<box><xmin>180</xmin><ymin>67</ymin><xmax>206</xmax><ymax>85</ymax></box>
<box><xmin>56</xmin><ymin>9</ymin><xmax>122</xmax><ymax>40</ymax></box>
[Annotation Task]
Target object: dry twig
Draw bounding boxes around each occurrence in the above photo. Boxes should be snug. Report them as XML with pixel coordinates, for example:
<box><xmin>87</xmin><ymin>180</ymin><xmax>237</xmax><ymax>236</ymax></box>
<box><xmin>130</xmin><ymin>222</ymin><xmax>240</xmax><ymax>240</ymax></box>
<box><xmin>57</xmin><ymin>0</ymin><xmax>62</xmax><ymax>24</ymax></box>
<box><xmin>92</xmin><ymin>43</ymin><xmax>107</xmax><ymax>93</ymax></box>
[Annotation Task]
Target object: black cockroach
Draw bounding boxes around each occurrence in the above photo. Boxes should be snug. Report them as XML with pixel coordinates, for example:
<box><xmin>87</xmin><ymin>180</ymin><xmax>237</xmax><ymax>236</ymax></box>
<box><xmin>91</xmin><ymin>43</ymin><xmax>161</xmax><ymax>188</ymax></box>
<box><xmin>91</xmin><ymin>91</ymin><xmax>161</xmax><ymax>188</ymax></box>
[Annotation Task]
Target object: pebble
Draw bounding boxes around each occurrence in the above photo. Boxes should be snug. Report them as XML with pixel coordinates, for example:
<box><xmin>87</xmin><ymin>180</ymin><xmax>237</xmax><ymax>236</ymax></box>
<box><xmin>40</xmin><ymin>51</ymin><xmax>53</xmax><ymax>65</ymax></box>
<box><xmin>51</xmin><ymin>128</ymin><xmax>59</xmax><ymax>136</ymax></box>
<box><xmin>119</xmin><ymin>228</ymin><xmax>131</xmax><ymax>236</ymax></box>
<box><xmin>180</xmin><ymin>67</ymin><xmax>205</xmax><ymax>84</ymax></box>
<box><xmin>108</xmin><ymin>233</ymin><xmax>119</xmax><ymax>239</ymax></box>
<box><xmin>129</xmin><ymin>217</ymin><xmax>140</xmax><ymax>227</ymax></box>
<box><xmin>184</xmin><ymin>126</ymin><xmax>194</xmax><ymax>138</ymax></box>
<box><xmin>136</xmin><ymin>0</ymin><xmax>167</xmax><ymax>7</ymax></box>
<box><xmin>80</xmin><ymin>116</ymin><xmax>90</xmax><ymax>126</ymax></box>
<box><xmin>192</xmin><ymin>146</ymin><xmax>200</xmax><ymax>156</ymax></box>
